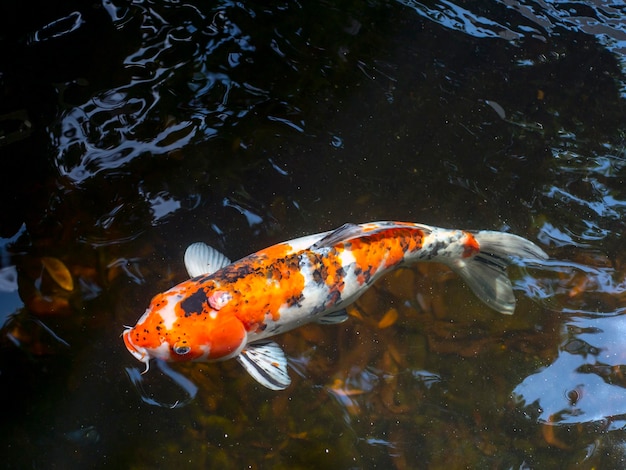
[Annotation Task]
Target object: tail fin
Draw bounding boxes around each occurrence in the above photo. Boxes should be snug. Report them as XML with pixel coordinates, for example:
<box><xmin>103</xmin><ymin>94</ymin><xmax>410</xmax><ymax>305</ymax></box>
<box><xmin>450</xmin><ymin>231</ymin><xmax>548</xmax><ymax>315</ymax></box>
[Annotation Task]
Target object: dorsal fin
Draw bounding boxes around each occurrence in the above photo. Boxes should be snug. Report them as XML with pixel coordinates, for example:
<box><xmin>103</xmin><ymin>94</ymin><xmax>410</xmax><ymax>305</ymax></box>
<box><xmin>184</xmin><ymin>242</ymin><xmax>231</xmax><ymax>278</ymax></box>
<box><xmin>310</xmin><ymin>223</ymin><xmax>361</xmax><ymax>249</ymax></box>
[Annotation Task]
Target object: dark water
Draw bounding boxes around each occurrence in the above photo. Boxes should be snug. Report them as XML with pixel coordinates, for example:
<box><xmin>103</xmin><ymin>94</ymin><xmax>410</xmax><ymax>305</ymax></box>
<box><xmin>1</xmin><ymin>0</ymin><xmax>626</xmax><ymax>467</ymax></box>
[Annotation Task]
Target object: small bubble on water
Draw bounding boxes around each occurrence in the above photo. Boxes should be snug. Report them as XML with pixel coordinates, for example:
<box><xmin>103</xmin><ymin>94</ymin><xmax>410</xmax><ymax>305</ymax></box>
<box><xmin>330</xmin><ymin>135</ymin><xmax>343</xmax><ymax>148</ymax></box>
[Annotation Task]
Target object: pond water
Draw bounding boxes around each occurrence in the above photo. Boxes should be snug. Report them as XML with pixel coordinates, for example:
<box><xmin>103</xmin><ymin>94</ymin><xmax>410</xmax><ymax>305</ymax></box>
<box><xmin>1</xmin><ymin>0</ymin><xmax>626</xmax><ymax>467</ymax></box>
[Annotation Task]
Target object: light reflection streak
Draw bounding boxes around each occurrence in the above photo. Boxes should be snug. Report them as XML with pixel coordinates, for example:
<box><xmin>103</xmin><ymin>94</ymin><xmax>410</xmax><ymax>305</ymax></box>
<box><xmin>125</xmin><ymin>358</ymin><xmax>198</xmax><ymax>409</ymax></box>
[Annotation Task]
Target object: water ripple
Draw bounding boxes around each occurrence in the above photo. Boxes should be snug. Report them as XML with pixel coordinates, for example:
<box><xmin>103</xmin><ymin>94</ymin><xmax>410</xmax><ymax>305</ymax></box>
<box><xmin>396</xmin><ymin>0</ymin><xmax>626</xmax><ymax>57</ymax></box>
<box><xmin>51</xmin><ymin>3</ymin><xmax>272</xmax><ymax>185</ymax></box>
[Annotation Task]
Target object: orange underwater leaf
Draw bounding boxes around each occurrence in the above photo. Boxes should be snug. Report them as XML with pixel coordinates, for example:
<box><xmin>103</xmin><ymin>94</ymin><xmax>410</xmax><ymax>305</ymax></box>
<box><xmin>377</xmin><ymin>308</ymin><xmax>398</xmax><ymax>329</ymax></box>
<box><xmin>41</xmin><ymin>257</ymin><xmax>74</xmax><ymax>291</ymax></box>
<box><xmin>27</xmin><ymin>292</ymin><xmax>71</xmax><ymax>316</ymax></box>
<box><xmin>541</xmin><ymin>415</ymin><xmax>570</xmax><ymax>449</ymax></box>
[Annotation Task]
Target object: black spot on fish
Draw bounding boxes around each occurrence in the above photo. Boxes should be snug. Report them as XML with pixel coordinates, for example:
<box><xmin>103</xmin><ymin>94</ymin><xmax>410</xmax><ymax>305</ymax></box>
<box><xmin>180</xmin><ymin>289</ymin><xmax>209</xmax><ymax>316</ymax></box>
<box><xmin>286</xmin><ymin>256</ymin><xmax>300</xmax><ymax>272</ymax></box>
<box><xmin>362</xmin><ymin>266</ymin><xmax>373</xmax><ymax>283</ymax></box>
<box><xmin>326</xmin><ymin>290</ymin><xmax>342</xmax><ymax>307</ymax></box>
<box><xmin>310</xmin><ymin>304</ymin><xmax>327</xmax><ymax>315</ymax></box>
<box><xmin>422</xmin><ymin>239</ymin><xmax>446</xmax><ymax>260</ymax></box>
<box><xmin>197</xmin><ymin>255</ymin><xmax>263</xmax><ymax>284</ymax></box>
<box><xmin>267</xmin><ymin>266</ymin><xmax>283</xmax><ymax>281</ymax></box>
<box><xmin>287</xmin><ymin>293</ymin><xmax>304</xmax><ymax>307</ymax></box>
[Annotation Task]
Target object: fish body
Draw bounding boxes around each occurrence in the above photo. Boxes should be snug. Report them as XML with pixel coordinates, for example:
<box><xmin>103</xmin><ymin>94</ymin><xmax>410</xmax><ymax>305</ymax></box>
<box><xmin>123</xmin><ymin>221</ymin><xmax>547</xmax><ymax>389</ymax></box>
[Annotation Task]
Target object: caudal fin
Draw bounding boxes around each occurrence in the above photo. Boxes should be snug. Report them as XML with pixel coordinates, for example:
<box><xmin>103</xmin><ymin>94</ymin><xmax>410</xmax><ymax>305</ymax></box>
<box><xmin>450</xmin><ymin>231</ymin><xmax>548</xmax><ymax>315</ymax></box>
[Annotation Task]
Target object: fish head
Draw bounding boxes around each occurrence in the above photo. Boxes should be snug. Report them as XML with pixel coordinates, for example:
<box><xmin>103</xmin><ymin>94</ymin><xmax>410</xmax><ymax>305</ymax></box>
<box><xmin>123</xmin><ymin>281</ymin><xmax>248</xmax><ymax>367</ymax></box>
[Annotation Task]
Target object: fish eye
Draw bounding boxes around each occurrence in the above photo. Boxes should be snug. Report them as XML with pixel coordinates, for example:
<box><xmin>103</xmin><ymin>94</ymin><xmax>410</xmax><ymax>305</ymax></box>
<box><xmin>173</xmin><ymin>344</ymin><xmax>191</xmax><ymax>355</ymax></box>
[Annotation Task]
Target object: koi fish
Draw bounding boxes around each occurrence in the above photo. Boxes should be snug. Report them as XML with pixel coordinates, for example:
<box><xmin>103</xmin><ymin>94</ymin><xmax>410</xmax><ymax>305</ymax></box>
<box><xmin>123</xmin><ymin>221</ymin><xmax>547</xmax><ymax>390</ymax></box>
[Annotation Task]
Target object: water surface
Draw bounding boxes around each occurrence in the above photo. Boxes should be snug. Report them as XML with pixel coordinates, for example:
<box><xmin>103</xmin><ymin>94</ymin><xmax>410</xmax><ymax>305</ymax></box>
<box><xmin>1</xmin><ymin>0</ymin><xmax>626</xmax><ymax>467</ymax></box>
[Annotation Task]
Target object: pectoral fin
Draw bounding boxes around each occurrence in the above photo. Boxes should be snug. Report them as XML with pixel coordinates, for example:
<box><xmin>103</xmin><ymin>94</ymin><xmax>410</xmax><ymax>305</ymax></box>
<box><xmin>184</xmin><ymin>242</ymin><xmax>231</xmax><ymax>278</ymax></box>
<box><xmin>236</xmin><ymin>341</ymin><xmax>291</xmax><ymax>390</ymax></box>
<box><xmin>316</xmin><ymin>309</ymin><xmax>349</xmax><ymax>324</ymax></box>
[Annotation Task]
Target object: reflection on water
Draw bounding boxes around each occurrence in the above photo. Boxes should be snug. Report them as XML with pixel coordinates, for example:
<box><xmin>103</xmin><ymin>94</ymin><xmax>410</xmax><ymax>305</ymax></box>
<box><xmin>28</xmin><ymin>11</ymin><xmax>84</xmax><ymax>45</ymax></box>
<box><xmin>126</xmin><ymin>359</ymin><xmax>198</xmax><ymax>409</ymax></box>
<box><xmin>1</xmin><ymin>0</ymin><xmax>626</xmax><ymax>467</ymax></box>
<box><xmin>514</xmin><ymin>314</ymin><xmax>626</xmax><ymax>429</ymax></box>
<box><xmin>397</xmin><ymin>0</ymin><xmax>626</xmax><ymax>76</ymax></box>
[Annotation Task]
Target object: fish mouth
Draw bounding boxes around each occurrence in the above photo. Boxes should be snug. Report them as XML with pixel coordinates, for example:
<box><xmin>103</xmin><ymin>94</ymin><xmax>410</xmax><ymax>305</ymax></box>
<box><xmin>123</xmin><ymin>328</ymin><xmax>150</xmax><ymax>373</ymax></box>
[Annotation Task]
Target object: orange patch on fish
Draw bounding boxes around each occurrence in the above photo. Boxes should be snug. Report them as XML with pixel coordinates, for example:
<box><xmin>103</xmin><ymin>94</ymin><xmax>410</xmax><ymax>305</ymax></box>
<box><xmin>462</xmin><ymin>232</ymin><xmax>480</xmax><ymax>258</ymax></box>
<box><xmin>349</xmin><ymin>227</ymin><xmax>424</xmax><ymax>278</ymax></box>
<box><xmin>171</xmin><ymin>246</ymin><xmax>308</xmax><ymax>333</ymax></box>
